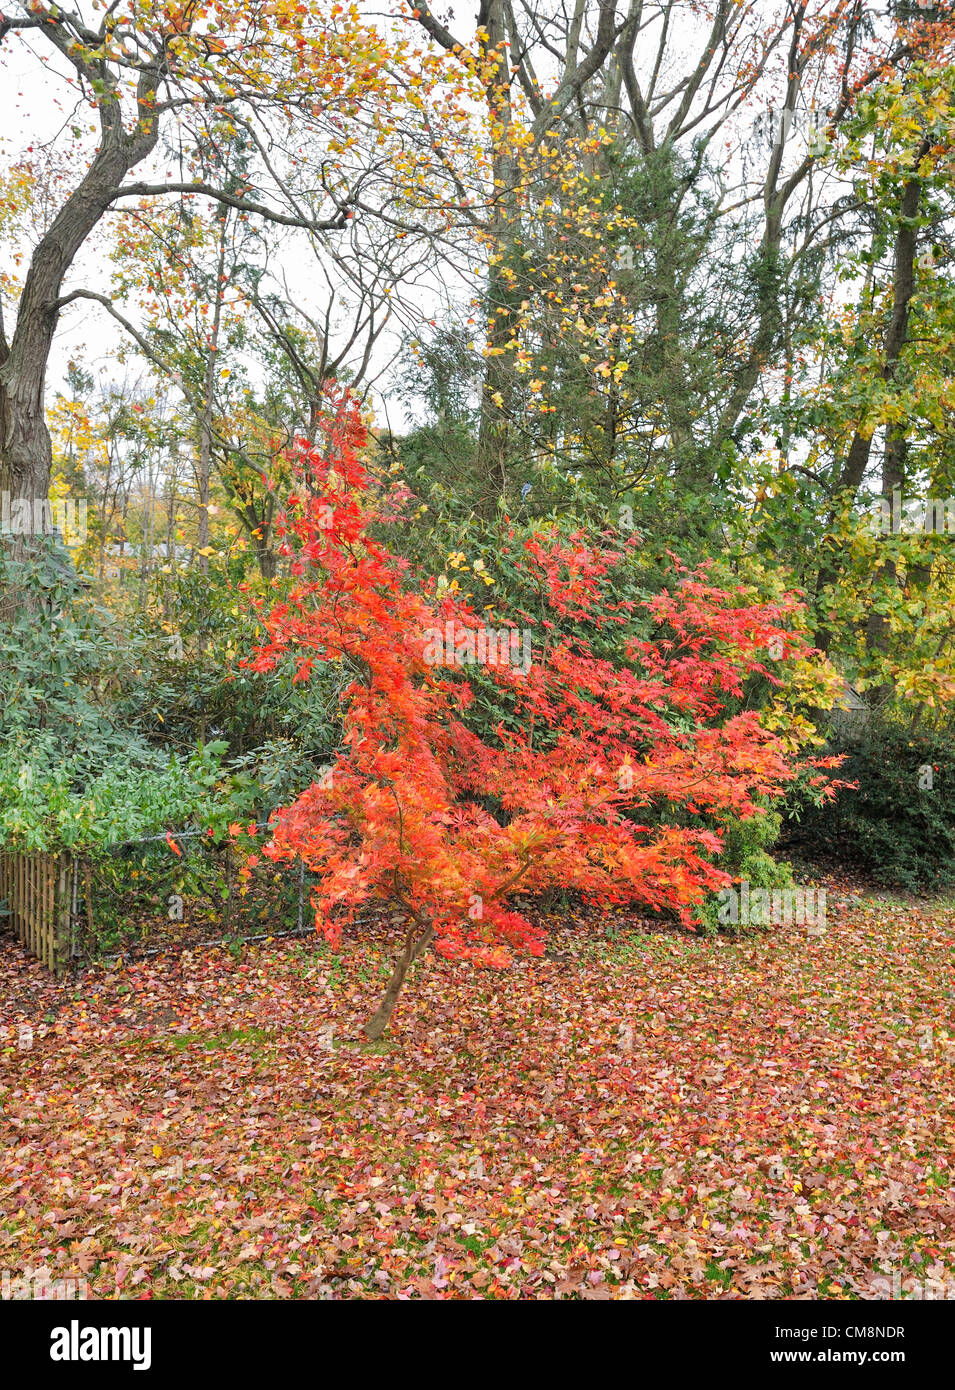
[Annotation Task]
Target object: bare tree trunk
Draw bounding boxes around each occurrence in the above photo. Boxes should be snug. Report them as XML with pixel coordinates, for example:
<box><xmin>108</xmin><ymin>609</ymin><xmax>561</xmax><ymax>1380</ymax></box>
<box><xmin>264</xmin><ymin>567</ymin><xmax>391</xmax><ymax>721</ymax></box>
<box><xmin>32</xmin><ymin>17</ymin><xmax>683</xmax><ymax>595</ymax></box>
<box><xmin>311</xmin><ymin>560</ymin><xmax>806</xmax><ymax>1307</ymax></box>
<box><xmin>475</xmin><ymin>0</ymin><xmax>517</xmax><ymax>502</ymax></box>
<box><xmin>0</xmin><ymin>107</ymin><xmax>159</xmax><ymax>516</ymax></box>
<box><xmin>196</xmin><ymin>213</ymin><xmax>229</xmax><ymax>572</ymax></box>
<box><xmin>814</xmin><ymin>158</ymin><xmax>926</xmax><ymax>659</ymax></box>
<box><xmin>363</xmin><ymin>920</ymin><xmax>435</xmax><ymax>1040</ymax></box>
<box><xmin>863</xmin><ymin>423</ymin><xmax>908</xmax><ymax>709</ymax></box>
<box><xmin>410</xmin><ymin>1</ymin><xmax>618</xmax><ymax>504</ymax></box>
<box><xmin>833</xmin><ymin>169</ymin><xmax>923</xmax><ymax>503</ymax></box>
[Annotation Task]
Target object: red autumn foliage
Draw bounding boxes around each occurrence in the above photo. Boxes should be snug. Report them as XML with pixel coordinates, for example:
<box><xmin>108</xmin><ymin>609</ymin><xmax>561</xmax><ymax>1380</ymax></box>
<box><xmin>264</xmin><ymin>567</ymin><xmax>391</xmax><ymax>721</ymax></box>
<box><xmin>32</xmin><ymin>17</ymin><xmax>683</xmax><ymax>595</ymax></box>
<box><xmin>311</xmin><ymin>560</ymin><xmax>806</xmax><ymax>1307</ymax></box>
<box><xmin>244</xmin><ymin>394</ymin><xmax>824</xmax><ymax>1032</ymax></box>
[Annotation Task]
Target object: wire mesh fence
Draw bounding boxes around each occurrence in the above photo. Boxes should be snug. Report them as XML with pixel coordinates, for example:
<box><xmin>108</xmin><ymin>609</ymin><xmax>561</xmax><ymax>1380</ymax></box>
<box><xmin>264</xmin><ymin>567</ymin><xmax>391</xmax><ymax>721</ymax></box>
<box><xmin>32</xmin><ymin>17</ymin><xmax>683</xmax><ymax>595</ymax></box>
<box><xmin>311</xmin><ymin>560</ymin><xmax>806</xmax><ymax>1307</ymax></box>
<box><xmin>1</xmin><ymin>826</ymin><xmax>313</xmax><ymax>974</ymax></box>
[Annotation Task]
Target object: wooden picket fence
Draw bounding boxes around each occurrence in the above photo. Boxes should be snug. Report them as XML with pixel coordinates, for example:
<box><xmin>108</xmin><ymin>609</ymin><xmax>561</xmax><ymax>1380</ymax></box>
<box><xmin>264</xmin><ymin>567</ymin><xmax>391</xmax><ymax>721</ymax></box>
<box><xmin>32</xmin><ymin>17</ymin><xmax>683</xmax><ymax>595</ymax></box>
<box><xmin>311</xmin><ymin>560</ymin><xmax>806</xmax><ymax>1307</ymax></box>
<box><xmin>0</xmin><ymin>850</ymin><xmax>74</xmax><ymax>977</ymax></box>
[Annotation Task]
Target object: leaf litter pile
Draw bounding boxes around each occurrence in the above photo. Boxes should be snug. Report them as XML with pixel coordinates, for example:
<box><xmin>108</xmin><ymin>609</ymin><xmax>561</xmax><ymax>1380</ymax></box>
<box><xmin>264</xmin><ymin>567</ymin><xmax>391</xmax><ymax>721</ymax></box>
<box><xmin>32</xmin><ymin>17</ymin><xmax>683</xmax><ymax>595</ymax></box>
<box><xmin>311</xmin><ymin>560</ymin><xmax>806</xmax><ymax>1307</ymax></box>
<box><xmin>2</xmin><ymin>881</ymin><xmax>954</xmax><ymax>1300</ymax></box>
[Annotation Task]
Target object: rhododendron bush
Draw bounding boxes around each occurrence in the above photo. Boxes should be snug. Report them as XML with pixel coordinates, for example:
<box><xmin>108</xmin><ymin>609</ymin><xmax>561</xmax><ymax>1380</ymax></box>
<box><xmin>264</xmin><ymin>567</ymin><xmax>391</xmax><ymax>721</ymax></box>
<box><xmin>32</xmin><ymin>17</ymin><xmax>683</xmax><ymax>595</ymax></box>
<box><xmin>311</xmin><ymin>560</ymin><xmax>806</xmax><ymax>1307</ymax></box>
<box><xmin>244</xmin><ymin>396</ymin><xmax>830</xmax><ymax>1037</ymax></box>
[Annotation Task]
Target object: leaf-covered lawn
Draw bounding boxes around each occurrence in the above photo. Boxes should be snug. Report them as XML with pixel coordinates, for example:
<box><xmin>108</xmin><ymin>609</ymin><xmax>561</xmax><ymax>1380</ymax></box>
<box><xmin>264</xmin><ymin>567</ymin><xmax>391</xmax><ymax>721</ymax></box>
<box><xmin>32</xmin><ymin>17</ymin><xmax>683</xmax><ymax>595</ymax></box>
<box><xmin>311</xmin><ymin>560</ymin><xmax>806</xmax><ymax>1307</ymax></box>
<box><xmin>2</xmin><ymin>884</ymin><xmax>954</xmax><ymax>1299</ymax></box>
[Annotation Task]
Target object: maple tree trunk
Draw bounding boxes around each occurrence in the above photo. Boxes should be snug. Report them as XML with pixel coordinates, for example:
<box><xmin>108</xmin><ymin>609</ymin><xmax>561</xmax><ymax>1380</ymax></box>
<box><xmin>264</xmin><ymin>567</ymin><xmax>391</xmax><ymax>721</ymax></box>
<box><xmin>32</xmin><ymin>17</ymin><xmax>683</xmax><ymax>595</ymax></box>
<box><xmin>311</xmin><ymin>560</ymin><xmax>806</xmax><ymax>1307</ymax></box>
<box><xmin>363</xmin><ymin>920</ymin><xmax>435</xmax><ymax>1040</ymax></box>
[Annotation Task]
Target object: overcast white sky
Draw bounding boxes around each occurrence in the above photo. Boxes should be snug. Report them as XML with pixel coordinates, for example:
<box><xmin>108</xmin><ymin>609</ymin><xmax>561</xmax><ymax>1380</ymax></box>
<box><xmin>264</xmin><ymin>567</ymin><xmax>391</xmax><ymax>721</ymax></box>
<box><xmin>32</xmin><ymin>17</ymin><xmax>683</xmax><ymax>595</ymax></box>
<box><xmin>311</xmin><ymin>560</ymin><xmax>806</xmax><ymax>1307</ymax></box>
<box><xmin>0</xmin><ymin>1</ymin><xmax>880</xmax><ymax>443</ymax></box>
<box><xmin>0</xmin><ymin>8</ymin><xmax>461</xmax><ymax>431</ymax></box>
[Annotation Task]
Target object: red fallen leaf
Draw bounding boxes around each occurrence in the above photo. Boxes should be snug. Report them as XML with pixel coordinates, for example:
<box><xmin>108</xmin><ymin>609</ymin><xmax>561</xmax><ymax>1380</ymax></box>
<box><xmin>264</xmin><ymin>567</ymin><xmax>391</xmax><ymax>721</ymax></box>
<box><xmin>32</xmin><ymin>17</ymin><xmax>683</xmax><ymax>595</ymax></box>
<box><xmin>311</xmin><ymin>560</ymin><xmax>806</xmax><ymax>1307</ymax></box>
<box><xmin>4</xmin><ymin>855</ymin><xmax>955</xmax><ymax>1302</ymax></box>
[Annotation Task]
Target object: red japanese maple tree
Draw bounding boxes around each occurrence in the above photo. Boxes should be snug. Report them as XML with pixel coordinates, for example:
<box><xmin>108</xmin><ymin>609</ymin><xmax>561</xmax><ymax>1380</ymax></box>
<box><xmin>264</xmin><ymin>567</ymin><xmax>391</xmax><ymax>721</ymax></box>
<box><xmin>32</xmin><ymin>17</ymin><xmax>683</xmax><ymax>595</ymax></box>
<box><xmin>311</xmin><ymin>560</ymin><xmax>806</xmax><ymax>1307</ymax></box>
<box><xmin>245</xmin><ymin>393</ymin><xmax>821</xmax><ymax>1038</ymax></box>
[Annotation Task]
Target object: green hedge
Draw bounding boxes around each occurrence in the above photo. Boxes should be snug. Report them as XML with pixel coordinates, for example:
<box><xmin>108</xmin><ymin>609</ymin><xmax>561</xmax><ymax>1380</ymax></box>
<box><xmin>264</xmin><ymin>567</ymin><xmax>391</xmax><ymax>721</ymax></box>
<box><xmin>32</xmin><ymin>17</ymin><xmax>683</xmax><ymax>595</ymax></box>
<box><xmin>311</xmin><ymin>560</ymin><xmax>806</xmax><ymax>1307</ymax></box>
<box><xmin>786</xmin><ymin>718</ymin><xmax>955</xmax><ymax>893</ymax></box>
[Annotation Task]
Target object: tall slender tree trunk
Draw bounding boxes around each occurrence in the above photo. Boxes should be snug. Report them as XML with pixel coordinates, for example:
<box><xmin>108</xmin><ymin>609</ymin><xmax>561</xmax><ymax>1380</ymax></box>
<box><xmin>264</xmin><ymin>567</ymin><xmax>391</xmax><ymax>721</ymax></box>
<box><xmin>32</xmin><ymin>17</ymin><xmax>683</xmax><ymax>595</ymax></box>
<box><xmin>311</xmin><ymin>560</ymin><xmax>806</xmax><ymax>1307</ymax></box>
<box><xmin>475</xmin><ymin>0</ymin><xmax>518</xmax><ymax>504</ymax></box>
<box><xmin>814</xmin><ymin>161</ymin><xmax>925</xmax><ymax>660</ymax></box>
<box><xmin>196</xmin><ymin>212</ymin><xmax>230</xmax><ymax>571</ymax></box>
<box><xmin>408</xmin><ymin>1</ymin><xmax>617</xmax><ymax>505</ymax></box>
<box><xmin>864</xmin><ymin>426</ymin><xmax>908</xmax><ymax>706</ymax></box>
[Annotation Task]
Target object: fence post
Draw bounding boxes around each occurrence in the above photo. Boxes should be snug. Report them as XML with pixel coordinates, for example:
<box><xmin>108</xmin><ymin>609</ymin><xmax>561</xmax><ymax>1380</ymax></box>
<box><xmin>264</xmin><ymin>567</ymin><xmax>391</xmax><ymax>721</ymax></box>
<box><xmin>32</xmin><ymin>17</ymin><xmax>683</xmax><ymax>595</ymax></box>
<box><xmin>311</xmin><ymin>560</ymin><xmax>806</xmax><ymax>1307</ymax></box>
<box><xmin>44</xmin><ymin>853</ymin><xmax>52</xmax><ymax>971</ymax></box>
<box><xmin>0</xmin><ymin>847</ymin><xmax>74</xmax><ymax>977</ymax></box>
<box><xmin>47</xmin><ymin>853</ymin><xmax>54</xmax><ymax>971</ymax></box>
<box><xmin>0</xmin><ymin>853</ymin><xmax>8</xmax><ymax>934</ymax></box>
<box><xmin>56</xmin><ymin>852</ymin><xmax>72</xmax><ymax>978</ymax></box>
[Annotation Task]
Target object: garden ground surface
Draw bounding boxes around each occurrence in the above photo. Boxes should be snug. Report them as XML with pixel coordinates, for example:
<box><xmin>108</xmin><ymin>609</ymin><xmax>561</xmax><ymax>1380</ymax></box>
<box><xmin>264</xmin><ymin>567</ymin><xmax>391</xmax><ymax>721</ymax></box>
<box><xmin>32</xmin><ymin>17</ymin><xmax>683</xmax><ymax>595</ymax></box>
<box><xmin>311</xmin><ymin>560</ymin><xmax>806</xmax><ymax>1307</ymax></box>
<box><xmin>2</xmin><ymin>876</ymin><xmax>954</xmax><ymax>1299</ymax></box>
